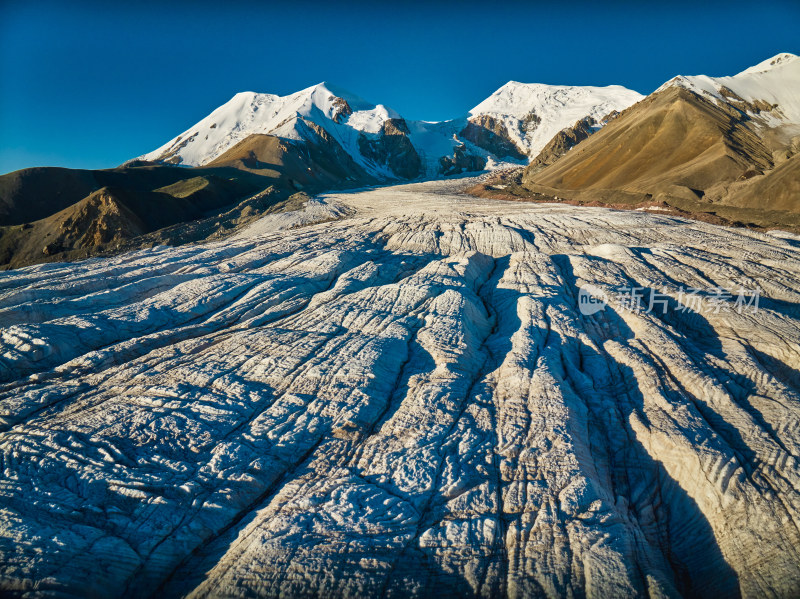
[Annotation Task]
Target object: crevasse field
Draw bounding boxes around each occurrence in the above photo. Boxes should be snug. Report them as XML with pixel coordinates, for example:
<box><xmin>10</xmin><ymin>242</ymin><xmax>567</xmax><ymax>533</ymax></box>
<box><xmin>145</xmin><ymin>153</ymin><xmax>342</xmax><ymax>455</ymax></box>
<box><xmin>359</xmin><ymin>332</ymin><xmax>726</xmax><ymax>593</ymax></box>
<box><xmin>1</xmin><ymin>179</ymin><xmax>800</xmax><ymax>597</ymax></box>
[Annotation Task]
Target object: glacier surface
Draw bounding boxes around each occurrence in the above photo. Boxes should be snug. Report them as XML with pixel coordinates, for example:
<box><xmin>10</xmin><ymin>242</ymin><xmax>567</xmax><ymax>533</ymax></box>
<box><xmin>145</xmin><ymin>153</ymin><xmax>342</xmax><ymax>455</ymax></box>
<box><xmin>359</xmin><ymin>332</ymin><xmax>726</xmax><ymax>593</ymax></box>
<box><xmin>1</xmin><ymin>179</ymin><xmax>800</xmax><ymax>598</ymax></box>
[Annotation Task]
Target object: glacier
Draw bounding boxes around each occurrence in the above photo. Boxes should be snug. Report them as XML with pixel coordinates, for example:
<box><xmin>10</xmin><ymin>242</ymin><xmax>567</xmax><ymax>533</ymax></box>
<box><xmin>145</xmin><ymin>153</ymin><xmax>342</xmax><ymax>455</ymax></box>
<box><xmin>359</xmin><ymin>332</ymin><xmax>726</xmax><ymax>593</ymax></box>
<box><xmin>1</xmin><ymin>178</ymin><xmax>800</xmax><ymax>597</ymax></box>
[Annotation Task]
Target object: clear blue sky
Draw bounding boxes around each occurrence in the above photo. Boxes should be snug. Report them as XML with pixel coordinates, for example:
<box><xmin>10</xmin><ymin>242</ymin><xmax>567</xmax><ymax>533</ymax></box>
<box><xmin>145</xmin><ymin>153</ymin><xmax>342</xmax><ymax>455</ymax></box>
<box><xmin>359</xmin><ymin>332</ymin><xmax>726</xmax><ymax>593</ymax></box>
<box><xmin>2</xmin><ymin>0</ymin><xmax>798</xmax><ymax>174</ymax></box>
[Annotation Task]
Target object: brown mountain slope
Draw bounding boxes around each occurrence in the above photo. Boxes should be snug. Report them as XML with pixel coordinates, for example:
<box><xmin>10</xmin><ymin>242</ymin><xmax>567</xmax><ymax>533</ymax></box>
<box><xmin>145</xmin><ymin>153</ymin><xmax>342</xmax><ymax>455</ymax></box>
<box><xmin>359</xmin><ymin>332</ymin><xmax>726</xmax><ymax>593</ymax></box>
<box><xmin>0</xmin><ymin>169</ymin><xmax>270</xmax><ymax>269</ymax></box>
<box><xmin>0</xmin><ymin>167</ymin><xmax>99</xmax><ymax>225</ymax></box>
<box><xmin>0</xmin><ymin>164</ymin><xmax>258</xmax><ymax>227</ymax></box>
<box><xmin>721</xmin><ymin>151</ymin><xmax>800</xmax><ymax>212</ymax></box>
<box><xmin>207</xmin><ymin>127</ymin><xmax>371</xmax><ymax>189</ymax></box>
<box><xmin>512</xmin><ymin>85</ymin><xmax>800</xmax><ymax>231</ymax></box>
<box><xmin>0</xmin><ymin>128</ymin><xmax>379</xmax><ymax>269</ymax></box>
<box><xmin>468</xmin><ymin>84</ymin><xmax>799</xmax><ymax>231</ymax></box>
<box><xmin>527</xmin><ymin>116</ymin><xmax>599</xmax><ymax>171</ymax></box>
<box><xmin>522</xmin><ymin>86</ymin><xmax>779</xmax><ymax>207</ymax></box>
<box><xmin>0</xmin><ymin>188</ymin><xmax>150</xmax><ymax>268</ymax></box>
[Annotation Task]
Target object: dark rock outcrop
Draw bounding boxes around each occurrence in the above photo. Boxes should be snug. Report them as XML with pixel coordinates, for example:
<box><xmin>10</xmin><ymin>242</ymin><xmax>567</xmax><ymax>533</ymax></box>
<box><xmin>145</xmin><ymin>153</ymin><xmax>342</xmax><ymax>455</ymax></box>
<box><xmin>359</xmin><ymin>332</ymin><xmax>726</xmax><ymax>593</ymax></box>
<box><xmin>358</xmin><ymin>118</ymin><xmax>423</xmax><ymax>179</ymax></box>
<box><xmin>330</xmin><ymin>96</ymin><xmax>353</xmax><ymax>124</ymax></box>
<box><xmin>528</xmin><ymin>116</ymin><xmax>598</xmax><ymax>170</ymax></box>
<box><xmin>459</xmin><ymin>114</ymin><xmax>526</xmax><ymax>160</ymax></box>
<box><xmin>438</xmin><ymin>142</ymin><xmax>487</xmax><ymax>175</ymax></box>
<box><xmin>520</xmin><ymin>110</ymin><xmax>541</xmax><ymax>133</ymax></box>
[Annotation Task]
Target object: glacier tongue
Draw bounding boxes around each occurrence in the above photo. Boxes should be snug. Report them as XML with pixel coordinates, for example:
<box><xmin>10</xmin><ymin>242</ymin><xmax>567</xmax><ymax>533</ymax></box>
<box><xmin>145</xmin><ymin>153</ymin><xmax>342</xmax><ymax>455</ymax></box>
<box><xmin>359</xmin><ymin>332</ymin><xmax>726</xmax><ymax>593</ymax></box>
<box><xmin>1</xmin><ymin>179</ymin><xmax>800</xmax><ymax>598</ymax></box>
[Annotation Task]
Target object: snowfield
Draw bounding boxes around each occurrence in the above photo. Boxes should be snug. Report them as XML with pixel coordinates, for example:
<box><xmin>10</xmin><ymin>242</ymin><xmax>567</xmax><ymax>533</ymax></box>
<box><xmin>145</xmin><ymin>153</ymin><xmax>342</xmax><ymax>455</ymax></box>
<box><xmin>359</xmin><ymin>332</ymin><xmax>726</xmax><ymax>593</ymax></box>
<box><xmin>1</xmin><ymin>179</ymin><xmax>800</xmax><ymax>597</ymax></box>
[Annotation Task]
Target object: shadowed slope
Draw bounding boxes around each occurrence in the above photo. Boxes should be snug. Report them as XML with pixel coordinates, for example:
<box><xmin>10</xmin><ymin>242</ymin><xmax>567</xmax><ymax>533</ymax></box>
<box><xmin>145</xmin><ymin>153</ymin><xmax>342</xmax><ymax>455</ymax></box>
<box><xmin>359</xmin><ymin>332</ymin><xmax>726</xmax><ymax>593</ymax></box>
<box><xmin>722</xmin><ymin>152</ymin><xmax>800</xmax><ymax>213</ymax></box>
<box><xmin>0</xmin><ymin>165</ymin><xmax>208</xmax><ymax>226</ymax></box>
<box><xmin>206</xmin><ymin>131</ymin><xmax>370</xmax><ymax>189</ymax></box>
<box><xmin>0</xmin><ymin>168</ymin><xmax>270</xmax><ymax>269</ymax></box>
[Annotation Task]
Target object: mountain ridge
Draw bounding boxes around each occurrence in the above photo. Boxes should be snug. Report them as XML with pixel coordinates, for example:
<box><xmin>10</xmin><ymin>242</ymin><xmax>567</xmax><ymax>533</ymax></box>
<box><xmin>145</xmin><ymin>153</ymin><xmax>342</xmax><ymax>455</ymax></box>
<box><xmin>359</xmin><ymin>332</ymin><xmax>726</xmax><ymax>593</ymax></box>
<box><xmin>500</xmin><ymin>51</ymin><xmax>800</xmax><ymax>230</ymax></box>
<box><xmin>2</xmin><ymin>52</ymin><xmax>798</xmax><ymax>271</ymax></box>
<box><xmin>136</xmin><ymin>80</ymin><xmax>644</xmax><ymax>179</ymax></box>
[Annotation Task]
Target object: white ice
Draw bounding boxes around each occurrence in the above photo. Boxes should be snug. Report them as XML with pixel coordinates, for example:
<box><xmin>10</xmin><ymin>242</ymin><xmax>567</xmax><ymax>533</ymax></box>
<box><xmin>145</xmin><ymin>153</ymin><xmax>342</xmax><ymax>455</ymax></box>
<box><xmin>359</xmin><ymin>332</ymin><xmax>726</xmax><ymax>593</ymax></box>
<box><xmin>1</xmin><ymin>179</ymin><xmax>799</xmax><ymax>598</ymax></box>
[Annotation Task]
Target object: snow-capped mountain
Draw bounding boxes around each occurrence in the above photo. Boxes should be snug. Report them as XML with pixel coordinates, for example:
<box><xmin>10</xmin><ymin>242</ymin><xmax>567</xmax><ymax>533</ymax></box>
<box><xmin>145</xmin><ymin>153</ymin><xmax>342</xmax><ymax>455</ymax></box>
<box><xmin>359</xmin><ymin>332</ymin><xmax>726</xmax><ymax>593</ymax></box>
<box><xmin>466</xmin><ymin>81</ymin><xmax>643</xmax><ymax>156</ymax></box>
<box><xmin>138</xmin><ymin>82</ymin><xmax>409</xmax><ymax>179</ymax></box>
<box><xmin>522</xmin><ymin>51</ymin><xmax>800</xmax><ymax>220</ymax></box>
<box><xmin>657</xmin><ymin>52</ymin><xmax>800</xmax><ymax>128</ymax></box>
<box><xmin>136</xmin><ymin>80</ymin><xmax>643</xmax><ymax>179</ymax></box>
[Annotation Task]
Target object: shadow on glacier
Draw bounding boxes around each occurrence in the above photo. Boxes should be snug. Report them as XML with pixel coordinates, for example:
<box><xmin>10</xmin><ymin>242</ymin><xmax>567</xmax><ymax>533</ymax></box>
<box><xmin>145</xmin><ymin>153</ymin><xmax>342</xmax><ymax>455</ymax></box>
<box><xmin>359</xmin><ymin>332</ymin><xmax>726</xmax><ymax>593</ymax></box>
<box><xmin>552</xmin><ymin>255</ymin><xmax>741</xmax><ymax>597</ymax></box>
<box><xmin>747</xmin><ymin>345</ymin><xmax>800</xmax><ymax>393</ymax></box>
<box><xmin>377</xmin><ymin>255</ymin><xmax>748</xmax><ymax>597</ymax></box>
<box><xmin>576</xmin><ymin>332</ymin><xmax>741</xmax><ymax>598</ymax></box>
<box><xmin>368</xmin><ymin>257</ymin><xmax>517</xmax><ymax>599</ymax></box>
<box><xmin>362</xmin><ymin>255</ymin><xmax>745</xmax><ymax>598</ymax></box>
<box><xmin>638</xmin><ymin>285</ymin><xmax>796</xmax><ymax>462</ymax></box>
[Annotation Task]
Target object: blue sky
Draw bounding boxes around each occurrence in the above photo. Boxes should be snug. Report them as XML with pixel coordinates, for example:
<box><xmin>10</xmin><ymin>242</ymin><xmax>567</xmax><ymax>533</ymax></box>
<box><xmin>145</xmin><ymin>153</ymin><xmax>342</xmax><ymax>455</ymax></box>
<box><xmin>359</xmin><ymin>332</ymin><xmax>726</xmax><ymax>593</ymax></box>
<box><xmin>2</xmin><ymin>0</ymin><xmax>799</xmax><ymax>174</ymax></box>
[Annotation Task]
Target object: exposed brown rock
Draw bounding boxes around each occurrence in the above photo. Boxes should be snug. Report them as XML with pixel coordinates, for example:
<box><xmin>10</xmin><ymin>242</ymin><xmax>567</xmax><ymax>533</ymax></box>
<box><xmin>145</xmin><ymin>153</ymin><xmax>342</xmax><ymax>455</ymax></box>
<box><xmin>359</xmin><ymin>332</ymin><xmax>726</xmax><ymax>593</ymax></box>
<box><xmin>601</xmin><ymin>109</ymin><xmax>621</xmax><ymax>122</ymax></box>
<box><xmin>159</xmin><ymin>132</ymin><xmax>198</xmax><ymax>164</ymax></box>
<box><xmin>520</xmin><ymin>110</ymin><xmax>541</xmax><ymax>133</ymax></box>
<box><xmin>330</xmin><ymin>96</ymin><xmax>353</xmax><ymax>123</ymax></box>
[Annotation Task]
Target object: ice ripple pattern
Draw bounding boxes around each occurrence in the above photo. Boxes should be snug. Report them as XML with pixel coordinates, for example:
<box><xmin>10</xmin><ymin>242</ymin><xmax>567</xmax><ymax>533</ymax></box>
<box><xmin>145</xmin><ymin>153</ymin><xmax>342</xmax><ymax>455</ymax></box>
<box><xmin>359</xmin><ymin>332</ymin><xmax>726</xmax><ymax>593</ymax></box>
<box><xmin>1</xmin><ymin>179</ymin><xmax>800</xmax><ymax>598</ymax></box>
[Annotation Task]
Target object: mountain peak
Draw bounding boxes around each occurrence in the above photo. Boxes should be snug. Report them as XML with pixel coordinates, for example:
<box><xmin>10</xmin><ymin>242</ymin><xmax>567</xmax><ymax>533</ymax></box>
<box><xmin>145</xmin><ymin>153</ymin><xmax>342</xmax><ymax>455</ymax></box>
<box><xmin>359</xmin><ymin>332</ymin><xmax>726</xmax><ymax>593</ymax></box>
<box><xmin>738</xmin><ymin>52</ymin><xmax>798</xmax><ymax>75</ymax></box>
<box><xmin>463</xmin><ymin>80</ymin><xmax>642</xmax><ymax>162</ymax></box>
<box><xmin>655</xmin><ymin>52</ymin><xmax>800</xmax><ymax>126</ymax></box>
<box><xmin>303</xmin><ymin>82</ymin><xmax>374</xmax><ymax>112</ymax></box>
<box><xmin>138</xmin><ymin>77</ymin><xmax>643</xmax><ymax>175</ymax></box>
<box><xmin>471</xmin><ymin>81</ymin><xmax>643</xmax><ymax>116</ymax></box>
